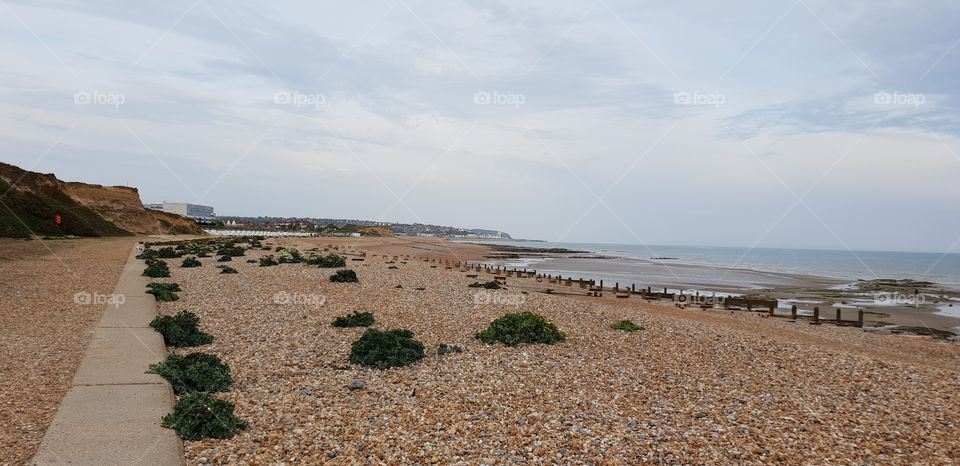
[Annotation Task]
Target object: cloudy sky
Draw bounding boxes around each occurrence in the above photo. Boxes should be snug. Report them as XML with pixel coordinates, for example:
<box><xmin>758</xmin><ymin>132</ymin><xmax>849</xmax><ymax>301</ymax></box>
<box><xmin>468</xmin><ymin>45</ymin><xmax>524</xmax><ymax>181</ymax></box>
<box><xmin>2</xmin><ymin>0</ymin><xmax>958</xmax><ymax>253</ymax></box>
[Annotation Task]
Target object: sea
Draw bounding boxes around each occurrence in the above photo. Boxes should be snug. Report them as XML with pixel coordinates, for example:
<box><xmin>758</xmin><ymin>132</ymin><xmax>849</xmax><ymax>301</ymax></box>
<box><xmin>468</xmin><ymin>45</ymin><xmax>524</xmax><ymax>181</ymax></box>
<box><xmin>471</xmin><ymin>241</ymin><xmax>960</xmax><ymax>291</ymax></box>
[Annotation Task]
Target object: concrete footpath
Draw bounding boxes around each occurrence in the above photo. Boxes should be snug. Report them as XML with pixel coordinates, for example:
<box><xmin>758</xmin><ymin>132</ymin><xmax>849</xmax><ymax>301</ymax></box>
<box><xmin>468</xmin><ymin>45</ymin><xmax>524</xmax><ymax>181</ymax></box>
<box><xmin>33</xmin><ymin>246</ymin><xmax>183</xmax><ymax>465</ymax></box>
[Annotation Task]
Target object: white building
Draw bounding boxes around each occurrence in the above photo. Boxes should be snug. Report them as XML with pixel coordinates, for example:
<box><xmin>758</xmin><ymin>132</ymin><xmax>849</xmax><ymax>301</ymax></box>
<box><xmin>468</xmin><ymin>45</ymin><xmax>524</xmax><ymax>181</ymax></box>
<box><xmin>145</xmin><ymin>202</ymin><xmax>216</xmax><ymax>222</ymax></box>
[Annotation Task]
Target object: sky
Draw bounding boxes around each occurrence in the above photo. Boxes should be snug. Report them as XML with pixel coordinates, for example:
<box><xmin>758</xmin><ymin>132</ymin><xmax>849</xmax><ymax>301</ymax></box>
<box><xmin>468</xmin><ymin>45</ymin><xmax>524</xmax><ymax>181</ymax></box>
<box><xmin>1</xmin><ymin>0</ymin><xmax>958</xmax><ymax>253</ymax></box>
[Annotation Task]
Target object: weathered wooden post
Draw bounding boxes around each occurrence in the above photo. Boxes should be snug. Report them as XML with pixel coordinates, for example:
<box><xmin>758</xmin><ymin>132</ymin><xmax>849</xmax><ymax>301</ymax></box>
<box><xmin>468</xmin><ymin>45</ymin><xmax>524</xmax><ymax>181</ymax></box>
<box><xmin>791</xmin><ymin>305</ymin><xmax>797</xmax><ymax>320</ymax></box>
<box><xmin>615</xmin><ymin>282</ymin><xmax>619</xmax><ymax>292</ymax></box>
<box><xmin>599</xmin><ymin>280</ymin><xmax>604</xmax><ymax>290</ymax></box>
<box><xmin>631</xmin><ymin>284</ymin><xmax>636</xmax><ymax>292</ymax></box>
<box><xmin>835</xmin><ymin>308</ymin><xmax>842</xmax><ymax>323</ymax></box>
<box><xmin>857</xmin><ymin>310</ymin><xmax>864</xmax><ymax>328</ymax></box>
<box><xmin>812</xmin><ymin>306</ymin><xmax>820</xmax><ymax>324</ymax></box>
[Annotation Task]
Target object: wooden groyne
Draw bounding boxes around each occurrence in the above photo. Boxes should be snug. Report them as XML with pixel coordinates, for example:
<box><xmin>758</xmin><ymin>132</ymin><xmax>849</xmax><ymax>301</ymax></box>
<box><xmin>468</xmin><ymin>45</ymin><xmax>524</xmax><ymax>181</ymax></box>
<box><xmin>452</xmin><ymin>261</ymin><xmax>864</xmax><ymax>328</ymax></box>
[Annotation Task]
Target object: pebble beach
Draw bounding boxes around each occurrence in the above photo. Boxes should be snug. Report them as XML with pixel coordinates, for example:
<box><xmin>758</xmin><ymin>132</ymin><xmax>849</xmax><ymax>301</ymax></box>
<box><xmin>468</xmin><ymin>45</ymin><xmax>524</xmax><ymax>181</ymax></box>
<box><xmin>0</xmin><ymin>237</ymin><xmax>135</xmax><ymax>464</ymax></box>
<box><xmin>151</xmin><ymin>237</ymin><xmax>960</xmax><ymax>465</ymax></box>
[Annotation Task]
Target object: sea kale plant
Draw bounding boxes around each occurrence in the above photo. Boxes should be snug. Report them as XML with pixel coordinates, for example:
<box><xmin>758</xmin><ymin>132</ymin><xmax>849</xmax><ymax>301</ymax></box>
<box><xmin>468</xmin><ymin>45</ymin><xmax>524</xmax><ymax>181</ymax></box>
<box><xmin>349</xmin><ymin>329</ymin><xmax>425</xmax><ymax>369</ymax></box>
<box><xmin>146</xmin><ymin>282</ymin><xmax>181</xmax><ymax>302</ymax></box>
<box><xmin>149</xmin><ymin>353</ymin><xmax>232</xmax><ymax>394</ymax></box>
<box><xmin>259</xmin><ymin>256</ymin><xmax>279</xmax><ymax>267</ymax></box>
<box><xmin>307</xmin><ymin>253</ymin><xmax>347</xmax><ymax>268</ymax></box>
<box><xmin>216</xmin><ymin>246</ymin><xmax>246</xmax><ymax>257</ymax></box>
<box><xmin>331</xmin><ymin>311</ymin><xmax>375</xmax><ymax>328</ymax></box>
<box><xmin>476</xmin><ymin>312</ymin><xmax>566</xmax><ymax>346</ymax></box>
<box><xmin>329</xmin><ymin>269</ymin><xmax>359</xmax><ymax>283</ymax></box>
<box><xmin>162</xmin><ymin>393</ymin><xmax>246</xmax><ymax>440</ymax></box>
<box><xmin>610</xmin><ymin>320</ymin><xmax>644</xmax><ymax>332</ymax></box>
<box><xmin>149</xmin><ymin>311</ymin><xmax>213</xmax><ymax>347</ymax></box>
<box><xmin>275</xmin><ymin>248</ymin><xmax>304</xmax><ymax>264</ymax></box>
<box><xmin>468</xmin><ymin>281</ymin><xmax>502</xmax><ymax>289</ymax></box>
<box><xmin>143</xmin><ymin>260</ymin><xmax>171</xmax><ymax>278</ymax></box>
<box><xmin>437</xmin><ymin>344</ymin><xmax>463</xmax><ymax>355</ymax></box>
<box><xmin>181</xmin><ymin>257</ymin><xmax>202</xmax><ymax>268</ymax></box>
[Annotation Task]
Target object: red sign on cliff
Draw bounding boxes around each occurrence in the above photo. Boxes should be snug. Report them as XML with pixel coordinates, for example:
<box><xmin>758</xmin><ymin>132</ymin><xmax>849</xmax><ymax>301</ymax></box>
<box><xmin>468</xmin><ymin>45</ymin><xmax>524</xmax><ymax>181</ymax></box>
<box><xmin>54</xmin><ymin>214</ymin><xmax>62</xmax><ymax>225</ymax></box>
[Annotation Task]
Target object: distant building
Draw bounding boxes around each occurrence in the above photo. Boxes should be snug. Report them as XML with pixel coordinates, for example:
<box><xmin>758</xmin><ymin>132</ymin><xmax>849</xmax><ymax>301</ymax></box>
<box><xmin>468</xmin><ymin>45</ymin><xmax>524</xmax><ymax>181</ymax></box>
<box><xmin>145</xmin><ymin>202</ymin><xmax>216</xmax><ymax>222</ymax></box>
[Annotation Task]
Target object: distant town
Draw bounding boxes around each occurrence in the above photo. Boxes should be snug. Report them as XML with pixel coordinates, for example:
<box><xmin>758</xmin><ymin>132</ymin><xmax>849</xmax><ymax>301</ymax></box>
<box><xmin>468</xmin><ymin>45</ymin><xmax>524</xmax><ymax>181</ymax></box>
<box><xmin>144</xmin><ymin>202</ymin><xmax>513</xmax><ymax>239</ymax></box>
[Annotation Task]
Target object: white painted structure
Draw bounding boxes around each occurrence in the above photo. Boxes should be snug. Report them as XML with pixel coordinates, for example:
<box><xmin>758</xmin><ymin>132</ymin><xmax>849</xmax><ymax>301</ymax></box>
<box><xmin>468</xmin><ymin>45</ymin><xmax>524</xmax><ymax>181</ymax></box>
<box><xmin>146</xmin><ymin>202</ymin><xmax>216</xmax><ymax>221</ymax></box>
<box><xmin>204</xmin><ymin>229</ymin><xmax>317</xmax><ymax>237</ymax></box>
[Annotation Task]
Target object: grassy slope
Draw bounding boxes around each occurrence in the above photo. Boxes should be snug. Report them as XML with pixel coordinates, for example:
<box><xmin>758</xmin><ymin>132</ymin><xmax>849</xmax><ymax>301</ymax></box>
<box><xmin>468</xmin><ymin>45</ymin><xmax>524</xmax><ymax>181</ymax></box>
<box><xmin>0</xmin><ymin>177</ymin><xmax>131</xmax><ymax>238</ymax></box>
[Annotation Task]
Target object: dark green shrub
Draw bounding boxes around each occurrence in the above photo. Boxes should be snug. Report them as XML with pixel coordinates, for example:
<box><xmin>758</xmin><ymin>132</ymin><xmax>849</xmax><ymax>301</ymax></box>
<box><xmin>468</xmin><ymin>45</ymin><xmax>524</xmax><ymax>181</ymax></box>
<box><xmin>476</xmin><ymin>312</ymin><xmax>566</xmax><ymax>346</ymax></box>
<box><xmin>330</xmin><ymin>270</ymin><xmax>358</xmax><ymax>283</ymax></box>
<box><xmin>146</xmin><ymin>282</ymin><xmax>181</xmax><ymax>302</ymax></box>
<box><xmin>181</xmin><ymin>257</ymin><xmax>202</xmax><ymax>268</ymax></box>
<box><xmin>149</xmin><ymin>311</ymin><xmax>213</xmax><ymax>347</ymax></box>
<box><xmin>259</xmin><ymin>256</ymin><xmax>278</xmax><ymax>267</ymax></box>
<box><xmin>610</xmin><ymin>320</ymin><xmax>643</xmax><ymax>332</ymax></box>
<box><xmin>437</xmin><ymin>344</ymin><xmax>462</xmax><ymax>355</ymax></box>
<box><xmin>143</xmin><ymin>260</ymin><xmax>171</xmax><ymax>278</ymax></box>
<box><xmin>276</xmin><ymin>248</ymin><xmax>304</xmax><ymax>264</ymax></box>
<box><xmin>308</xmin><ymin>254</ymin><xmax>346</xmax><ymax>268</ymax></box>
<box><xmin>154</xmin><ymin>247</ymin><xmax>181</xmax><ymax>258</ymax></box>
<box><xmin>217</xmin><ymin>246</ymin><xmax>245</xmax><ymax>257</ymax></box>
<box><xmin>149</xmin><ymin>353</ymin><xmax>232</xmax><ymax>394</ymax></box>
<box><xmin>136</xmin><ymin>249</ymin><xmax>158</xmax><ymax>260</ymax></box>
<box><xmin>218</xmin><ymin>265</ymin><xmax>238</xmax><ymax>274</ymax></box>
<box><xmin>162</xmin><ymin>393</ymin><xmax>246</xmax><ymax>440</ymax></box>
<box><xmin>350</xmin><ymin>329</ymin><xmax>425</xmax><ymax>369</ymax></box>
<box><xmin>332</xmin><ymin>311</ymin><xmax>374</xmax><ymax>328</ymax></box>
<box><xmin>468</xmin><ymin>281</ymin><xmax>502</xmax><ymax>289</ymax></box>
<box><xmin>217</xmin><ymin>255</ymin><xmax>232</xmax><ymax>262</ymax></box>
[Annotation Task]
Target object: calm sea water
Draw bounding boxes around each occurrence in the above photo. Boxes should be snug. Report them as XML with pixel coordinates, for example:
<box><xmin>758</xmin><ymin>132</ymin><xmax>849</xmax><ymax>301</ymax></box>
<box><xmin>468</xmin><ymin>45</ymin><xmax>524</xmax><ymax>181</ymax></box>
<box><xmin>477</xmin><ymin>241</ymin><xmax>960</xmax><ymax>290</ymax></box>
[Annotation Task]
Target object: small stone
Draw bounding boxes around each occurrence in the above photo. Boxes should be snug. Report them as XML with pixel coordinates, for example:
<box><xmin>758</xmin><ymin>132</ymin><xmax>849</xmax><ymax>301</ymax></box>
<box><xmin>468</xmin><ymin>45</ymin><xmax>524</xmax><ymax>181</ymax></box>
<box><xmin>347</xmin><ymin>380</ymin><xmax>366</xmax><ymax>390</ymax></box>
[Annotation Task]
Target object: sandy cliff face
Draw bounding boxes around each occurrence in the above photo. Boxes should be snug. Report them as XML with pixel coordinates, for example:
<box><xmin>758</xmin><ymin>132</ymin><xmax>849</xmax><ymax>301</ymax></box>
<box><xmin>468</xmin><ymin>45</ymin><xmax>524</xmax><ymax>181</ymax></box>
<box><xmin>62</xmin><ymin>182</ymin><xmax>203</xmax><ymax>235</ymax></box>
<box><xmin>0</xmin><ymin>161</ymin><xmax>203</xmax><ymax>237</ymax></box>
